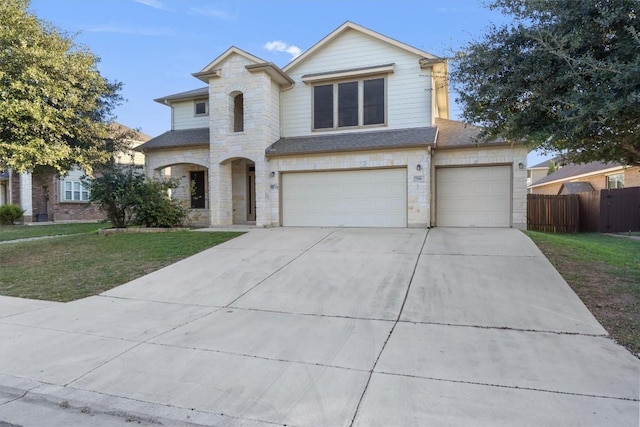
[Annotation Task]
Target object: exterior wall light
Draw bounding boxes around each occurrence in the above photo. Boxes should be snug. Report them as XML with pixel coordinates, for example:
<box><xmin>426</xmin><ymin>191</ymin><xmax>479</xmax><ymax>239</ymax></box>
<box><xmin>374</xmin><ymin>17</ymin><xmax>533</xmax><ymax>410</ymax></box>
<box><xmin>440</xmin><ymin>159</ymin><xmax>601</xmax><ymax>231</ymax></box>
<box><xmin>270</xmin><ymin>171</ymin><xmax>276</xmax><ymax>177</ymax></box>
<box><xmin>518</xmin><ymin>162</ymin><xmax>524</xmax><ymax>170</ymax></box>
<box><xmin>416</xmin><ymin>164</ymin><xmax>422</xmax><ymax>171</ymax></box>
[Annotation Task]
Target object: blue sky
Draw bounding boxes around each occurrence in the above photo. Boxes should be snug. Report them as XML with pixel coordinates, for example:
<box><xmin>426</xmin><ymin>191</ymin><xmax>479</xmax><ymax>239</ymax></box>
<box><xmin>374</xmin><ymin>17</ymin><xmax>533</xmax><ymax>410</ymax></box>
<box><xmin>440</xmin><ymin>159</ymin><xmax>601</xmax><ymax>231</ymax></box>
<box><xmin>28</xmin><ymin>0</ymin><xmax>549</xmax><ymax>165</ymax></box>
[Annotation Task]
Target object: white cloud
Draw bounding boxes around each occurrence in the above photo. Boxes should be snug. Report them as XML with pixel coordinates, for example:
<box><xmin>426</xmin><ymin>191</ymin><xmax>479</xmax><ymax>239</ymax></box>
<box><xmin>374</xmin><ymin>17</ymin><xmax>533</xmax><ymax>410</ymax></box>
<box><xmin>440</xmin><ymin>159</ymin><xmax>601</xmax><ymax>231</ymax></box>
<box><xmin>86</xmin><ymin>24</ymin><xmax>174</xmax><ymax>37</ymax></box>
<box><xmin>264</xmin><ymin>41</ymin><xmax>302</xmax><ymax>60</ymax></box>
<box><xmin>134</xmin><ymin>0</ymin><xmax>167</xmax><ymax>10</ymax></box>
<box><xmin>189</xmin><ymin>7</ymin><xmax>236</xmax><ymax>21</ymax></box>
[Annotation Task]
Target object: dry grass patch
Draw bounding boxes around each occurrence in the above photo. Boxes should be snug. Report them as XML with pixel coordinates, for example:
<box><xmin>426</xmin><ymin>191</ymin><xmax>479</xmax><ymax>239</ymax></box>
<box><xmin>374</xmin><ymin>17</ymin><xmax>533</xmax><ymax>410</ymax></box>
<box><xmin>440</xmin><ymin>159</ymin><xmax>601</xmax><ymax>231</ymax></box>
<box><xmin>526</xmin><ymin>231</ymin><xmax>639</xmax><ymax>357</ymax></box>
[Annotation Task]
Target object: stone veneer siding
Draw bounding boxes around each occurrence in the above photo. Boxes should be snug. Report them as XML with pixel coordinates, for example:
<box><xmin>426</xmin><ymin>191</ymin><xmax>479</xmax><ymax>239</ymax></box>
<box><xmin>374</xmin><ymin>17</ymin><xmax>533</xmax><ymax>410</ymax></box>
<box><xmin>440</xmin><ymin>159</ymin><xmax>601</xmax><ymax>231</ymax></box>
<box><xmin>433</xmin><ymin>145</ymin><xmax>528</xmax><ymax>229</ymax></box>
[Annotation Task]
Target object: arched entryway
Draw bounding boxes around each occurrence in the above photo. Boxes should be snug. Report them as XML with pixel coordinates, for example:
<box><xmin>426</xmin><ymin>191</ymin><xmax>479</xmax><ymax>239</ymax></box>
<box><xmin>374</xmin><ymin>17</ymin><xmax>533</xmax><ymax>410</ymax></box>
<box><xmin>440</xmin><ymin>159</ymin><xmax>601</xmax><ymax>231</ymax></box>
<box><xmin>229</xmin><ymin>158</ymin><xmax>256</xmax><ymax>224</ymax></box>
<box><xmin>153</xmin><ymin>163</ymin><xmax>209</xmax><ymax>226</ymax></box>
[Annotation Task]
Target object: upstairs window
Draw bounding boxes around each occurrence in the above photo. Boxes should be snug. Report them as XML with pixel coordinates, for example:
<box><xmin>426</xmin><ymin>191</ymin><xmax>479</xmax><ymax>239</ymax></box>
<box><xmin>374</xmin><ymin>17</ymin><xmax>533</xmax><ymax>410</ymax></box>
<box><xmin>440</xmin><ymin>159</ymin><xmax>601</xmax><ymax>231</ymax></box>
<box><xmin>313</xmin><ymin>77</ymin><xmax>385</xmax><ymax>130</ymax></box>
<box><xmin>234</xmin><ymin>93</ymin><xmax>244</xmax><ymax>132</ymax></box>
<box><xmin>194</xmin><ymin>100</ymin><xmax>208</xmax><ymax>116</ymax></box>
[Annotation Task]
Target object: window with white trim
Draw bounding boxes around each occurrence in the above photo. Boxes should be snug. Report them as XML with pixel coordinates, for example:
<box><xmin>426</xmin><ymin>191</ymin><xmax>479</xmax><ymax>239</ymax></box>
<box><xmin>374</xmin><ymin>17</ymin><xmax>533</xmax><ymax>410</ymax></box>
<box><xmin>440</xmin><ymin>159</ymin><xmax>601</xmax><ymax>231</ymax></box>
<box><xmin>606</xmin><ymin>173</ymin><xmax>624</xmax><ymax>189</ymax></box>
<box><xmin>59</xmin><ymin>167</ymin><xmax>90</xmax><ymax>202</ymax></box>
<box><xmin>63</xmin><ymin>181</ymin><xmax>89</xmax><ymax>201</ymax></box>
<box><xmin>313</xmin><ymin>77</ymin><xmax>385</xmax><ymax>130</ymax></box>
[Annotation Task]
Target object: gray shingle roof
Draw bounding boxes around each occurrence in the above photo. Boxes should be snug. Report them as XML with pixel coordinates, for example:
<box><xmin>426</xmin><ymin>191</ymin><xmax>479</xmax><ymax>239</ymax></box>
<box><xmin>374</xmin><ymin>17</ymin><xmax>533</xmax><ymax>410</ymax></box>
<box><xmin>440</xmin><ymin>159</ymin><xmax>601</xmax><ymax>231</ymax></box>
<box><xmin>530</xmin><ymin>156</ymin><xmax>562</xmax><ymax>169</ymax></box>
<box><xmin>265</xmin><ymin>127</ymin><xmax>437</xmax><ymax>157</ymax></box>
<box><xmin>558</xmin><ymin>182</ymin><xmax>595</xmax><ymax>194</ymax></box>
<box><xmin>531</xmin><ymin>161</ymin><xmax>621</xmax><ymax>186</ymax></box>
<box><xmin>434</xmin><ymin>118</ymin><xmax>509</xmax><ymax>148</ymax></box>
<box><xmin>136</xmin><ymin>128</ymin><xmax>210</xmax><ymax>151</ymax></box>
<box><xmin>154</xmin><ymin>87</ymin><xmax>209</xmax><ymax>104</ymax></box>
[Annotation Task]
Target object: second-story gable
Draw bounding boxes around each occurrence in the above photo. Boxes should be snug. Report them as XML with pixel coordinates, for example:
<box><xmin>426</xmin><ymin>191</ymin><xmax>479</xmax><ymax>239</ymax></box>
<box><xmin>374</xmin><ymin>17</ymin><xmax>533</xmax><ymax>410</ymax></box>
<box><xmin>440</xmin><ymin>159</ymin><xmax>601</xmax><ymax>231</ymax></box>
<box><xmin>192</xmin><ymin>47</ymin><xmax>293</xmax><ymax>158</ymax></box>
<box><xmin>281</xmin><ymin>22</ymin><xmax>449</xmax><ymax>138</ymax></box>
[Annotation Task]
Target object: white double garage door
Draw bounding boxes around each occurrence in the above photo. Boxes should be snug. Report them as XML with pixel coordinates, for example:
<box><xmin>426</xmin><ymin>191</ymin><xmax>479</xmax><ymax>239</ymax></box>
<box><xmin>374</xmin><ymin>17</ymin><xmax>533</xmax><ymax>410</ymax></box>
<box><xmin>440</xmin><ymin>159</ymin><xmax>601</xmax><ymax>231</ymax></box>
<box><xmin>281</xmin><ymin>166</ymin><xmax>511</xmax><ymax>227</ymax></box>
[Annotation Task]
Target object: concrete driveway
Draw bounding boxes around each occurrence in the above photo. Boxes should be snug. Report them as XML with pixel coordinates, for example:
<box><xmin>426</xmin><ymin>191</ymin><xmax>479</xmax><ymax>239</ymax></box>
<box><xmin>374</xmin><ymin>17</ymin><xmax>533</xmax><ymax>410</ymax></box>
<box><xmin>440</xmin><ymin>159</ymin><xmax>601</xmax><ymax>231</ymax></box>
<box><xmin>0</xmin><ymin>228</ymin><xmax>638</xmax><ymax>426</ymax></box>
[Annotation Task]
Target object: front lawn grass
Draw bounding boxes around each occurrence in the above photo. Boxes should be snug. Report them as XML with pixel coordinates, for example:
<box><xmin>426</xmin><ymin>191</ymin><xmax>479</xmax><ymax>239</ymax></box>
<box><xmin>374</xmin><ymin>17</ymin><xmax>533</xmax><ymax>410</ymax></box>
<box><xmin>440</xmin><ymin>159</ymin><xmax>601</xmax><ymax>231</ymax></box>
<box><xmin>525</xmin><ymin>231</ymin><xmax>640</xmax><ymax>356</ymax></box>
<box><xmin>0</xmin><ymin>231</ymin><xmax>243</xmax><ymax>302</ymax></box>
<box><xmin>0</xmin><ymin>222</ymin><xmax>105</xmax><ymax>242</ymax></box>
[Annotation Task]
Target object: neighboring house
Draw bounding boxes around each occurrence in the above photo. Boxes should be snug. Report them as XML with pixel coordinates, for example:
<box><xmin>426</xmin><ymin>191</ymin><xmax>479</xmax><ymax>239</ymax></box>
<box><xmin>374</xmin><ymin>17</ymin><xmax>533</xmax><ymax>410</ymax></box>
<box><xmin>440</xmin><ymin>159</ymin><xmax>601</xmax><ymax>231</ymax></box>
<box><xmin>527</xmin><ymin>157</ymin><xmax>561</xmax><ymax>189</ymax></box>
<box><xmin>139</xmin><ymin>22</ymin><xmax>528</xmax><ymax>229</ymax></box>
<box><xmin>529</xmin><ymin>161</ymin><xmax>640</xmax><ymax>195</ymax></box>
<box><xmin>0</xmin><ymin>123</ymin><xmax>150</xmax><ymax>223</ymax></box>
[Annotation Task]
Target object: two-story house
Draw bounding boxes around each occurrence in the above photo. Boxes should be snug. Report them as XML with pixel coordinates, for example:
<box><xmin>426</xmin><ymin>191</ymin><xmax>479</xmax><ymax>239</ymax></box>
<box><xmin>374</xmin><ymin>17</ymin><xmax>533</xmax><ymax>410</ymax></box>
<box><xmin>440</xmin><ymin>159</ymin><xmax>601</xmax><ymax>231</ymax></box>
<box><xmin>138</xmin><ymin>22</ymin><xmax>528</xmax><ymax>229</ymax></box>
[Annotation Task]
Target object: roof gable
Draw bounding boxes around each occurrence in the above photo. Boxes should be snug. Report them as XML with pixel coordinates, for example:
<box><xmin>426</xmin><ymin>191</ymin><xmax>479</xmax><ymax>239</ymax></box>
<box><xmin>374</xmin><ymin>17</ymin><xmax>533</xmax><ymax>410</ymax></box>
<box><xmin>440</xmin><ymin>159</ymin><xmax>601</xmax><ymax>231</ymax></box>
<box><xmin>193</xmin><ymin>46</ymin><xmax>266</xmax><ymax>82</ymax></box>
<box><xmin>284</xmin><ymin>21</ymin><xmax>437</xmax><ymax>73</ymax></box>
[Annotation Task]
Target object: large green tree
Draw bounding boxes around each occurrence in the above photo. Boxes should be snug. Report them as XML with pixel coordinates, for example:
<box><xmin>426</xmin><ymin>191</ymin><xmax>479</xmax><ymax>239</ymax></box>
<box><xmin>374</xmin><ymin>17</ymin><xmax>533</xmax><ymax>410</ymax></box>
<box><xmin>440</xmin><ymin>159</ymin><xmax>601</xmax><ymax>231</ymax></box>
<box><xmin>0</xmin><ymin>0</ymin><xmax>125</xmax><ymax>175</ymax></box>
<box><xmin>453</xmin><ymin>0</ymin><xmax>640</xmax><ymax>165</ymax></box>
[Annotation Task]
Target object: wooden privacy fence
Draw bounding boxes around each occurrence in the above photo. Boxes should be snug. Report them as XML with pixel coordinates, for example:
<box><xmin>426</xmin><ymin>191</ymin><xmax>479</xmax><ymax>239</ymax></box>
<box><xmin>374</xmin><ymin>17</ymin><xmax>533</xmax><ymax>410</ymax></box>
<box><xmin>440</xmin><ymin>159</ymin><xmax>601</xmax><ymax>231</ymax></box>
<box><xmin>528</xmin><ymin>187</ymin><xmax>640</xmax><ymax>233</ymax></box>
<box><xmin>597</xmin><ymin>187</ymin><xmax>640</xmax><ymax>232</ymax></box>
<box><xmin>527</xmin><ymin>194</ymin><xmax>580</xmax><ymax>233</ymax></box>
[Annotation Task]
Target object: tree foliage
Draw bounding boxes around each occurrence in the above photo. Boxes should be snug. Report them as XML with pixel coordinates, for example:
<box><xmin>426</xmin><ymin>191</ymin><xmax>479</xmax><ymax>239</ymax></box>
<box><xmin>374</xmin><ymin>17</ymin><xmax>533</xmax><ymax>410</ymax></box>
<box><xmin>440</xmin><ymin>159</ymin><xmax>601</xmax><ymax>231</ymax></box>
<box><xmin>452</xmin><ymin>0</ymin><xmax>640</xmax><ymax>165</ymax></box>
<box><xmin>0</xmin><ymin>0</ymin><xmax>126</xmax><ymax>175</ymax></box>
<box><xmin>86</xmin><ymin>164</ymin><xmax>188</xmax><ymax>228</ymax></box>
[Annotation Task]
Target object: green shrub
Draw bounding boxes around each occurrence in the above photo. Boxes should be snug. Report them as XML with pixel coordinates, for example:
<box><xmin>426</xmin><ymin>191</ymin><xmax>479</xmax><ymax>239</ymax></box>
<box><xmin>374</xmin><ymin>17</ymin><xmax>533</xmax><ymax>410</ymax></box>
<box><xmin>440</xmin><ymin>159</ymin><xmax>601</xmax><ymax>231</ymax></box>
<box><xmin>86</xmin><ymin>164</ymin><xmax>189</xmax><ymax>229</ymax></box>
<box><xmin>132</xmin><ymin>179</ymin><xmax>189</xmax><ymax>228</ymax></box>
<box><xmin>0</xmin><ymin>204</ymin><xmax>25</xmax><ymax>225</ymax></box>
<box><xmin>86</xmin><ymin>164</ymin><xmax>145</xmax><ymax>228</ymax></box>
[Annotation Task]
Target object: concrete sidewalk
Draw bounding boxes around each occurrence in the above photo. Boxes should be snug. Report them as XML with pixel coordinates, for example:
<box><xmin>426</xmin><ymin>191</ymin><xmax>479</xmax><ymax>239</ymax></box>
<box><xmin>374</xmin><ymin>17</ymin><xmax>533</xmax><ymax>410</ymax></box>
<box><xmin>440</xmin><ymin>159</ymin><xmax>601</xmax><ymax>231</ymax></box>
<box><xmin>0</xmin><ymin>228</ymin><xmax>638</xmax><ymax>426</ymax></box>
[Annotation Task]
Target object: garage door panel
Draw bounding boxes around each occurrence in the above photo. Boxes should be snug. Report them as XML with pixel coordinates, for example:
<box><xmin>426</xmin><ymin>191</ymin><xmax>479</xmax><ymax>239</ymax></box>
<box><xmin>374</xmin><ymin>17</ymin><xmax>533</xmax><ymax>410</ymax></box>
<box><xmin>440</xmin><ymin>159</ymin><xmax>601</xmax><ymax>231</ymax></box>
<box><xmin>282</xmin><ymin>169</ymin><xmax>407</xmax><ymax>227</ymax></box>
<box><xmin>437</xmin><ymin>166</ymin><xmax>511</xmax><ymax>227</ymax></box>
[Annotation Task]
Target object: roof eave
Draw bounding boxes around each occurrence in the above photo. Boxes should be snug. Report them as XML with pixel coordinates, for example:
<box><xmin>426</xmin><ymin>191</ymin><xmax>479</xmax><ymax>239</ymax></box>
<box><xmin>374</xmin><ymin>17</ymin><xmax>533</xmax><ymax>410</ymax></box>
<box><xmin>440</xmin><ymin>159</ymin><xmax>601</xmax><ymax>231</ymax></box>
<box><xmin>265</xmin><ymin>142</ymin><xmax>434</xmax><ymax>158</ymax></box>
<box><xmin>529</xmin><ymin>165</ymin><xmax>625</xmax><ymax>188</ymax></box>
<box><xmin>245</xmin><ymin>63</ymin><xmax>294</xmax><ymax>88</ymax></box>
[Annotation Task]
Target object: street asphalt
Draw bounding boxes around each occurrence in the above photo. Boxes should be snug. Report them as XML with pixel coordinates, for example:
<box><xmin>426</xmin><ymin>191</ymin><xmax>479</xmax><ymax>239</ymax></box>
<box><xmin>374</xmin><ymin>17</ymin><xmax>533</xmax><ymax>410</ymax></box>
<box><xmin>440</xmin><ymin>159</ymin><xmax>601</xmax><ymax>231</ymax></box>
<box><xmin>0</xmin><ymin>227</ymin><xmax>638</xmax><ymax>426</ymax></box>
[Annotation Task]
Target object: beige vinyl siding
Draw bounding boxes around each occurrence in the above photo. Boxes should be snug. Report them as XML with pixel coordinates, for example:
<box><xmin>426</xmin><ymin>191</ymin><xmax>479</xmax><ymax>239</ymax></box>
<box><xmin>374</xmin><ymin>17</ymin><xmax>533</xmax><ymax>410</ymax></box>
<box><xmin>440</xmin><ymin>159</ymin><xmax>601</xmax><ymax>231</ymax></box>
<box><xmin>172</xmin><ymin>100</ymin><xmax>210</xmax><ymax>130</ymax></box>
<box><xmin>282</xmin><ymin>29</ymin><xmax>431</xmax><ymax>137</ymax></box>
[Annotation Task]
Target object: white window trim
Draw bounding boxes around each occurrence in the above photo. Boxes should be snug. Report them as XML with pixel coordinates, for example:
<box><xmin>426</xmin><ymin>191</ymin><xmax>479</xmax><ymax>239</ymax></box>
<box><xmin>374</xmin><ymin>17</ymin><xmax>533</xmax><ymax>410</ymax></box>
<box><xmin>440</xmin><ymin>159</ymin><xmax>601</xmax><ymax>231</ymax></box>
<box><xmin>606</xmin><ymin>173</ymin><xmax>624</xmax><ymax>189</ymax></box>
<box><xmin>312</xmin><ymin>76</ymin><xmax>387</xmax><ymax>131</ymax></box>
<box><xmin>302</xmin><ymin>63</ymin><xmax>394</xmax><ymax>84</ymax></box>
<box><xmin>61</xmin><ymin>180</ymin><xmax>90</xmax><ymax>202</ymax></box>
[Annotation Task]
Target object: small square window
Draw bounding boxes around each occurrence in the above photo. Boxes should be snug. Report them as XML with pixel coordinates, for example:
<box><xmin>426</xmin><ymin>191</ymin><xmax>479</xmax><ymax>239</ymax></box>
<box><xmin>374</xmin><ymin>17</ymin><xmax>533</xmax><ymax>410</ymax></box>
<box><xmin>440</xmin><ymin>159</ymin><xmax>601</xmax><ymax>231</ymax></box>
<box><xmin>194</xmin><ymin>101</ymin><xmax>207</xmax><ymax>116</ymax></box>
<box><xmin>606</xmin><ymin>173</ymin><xmax>624</xmax><ymax>189</ymax></box>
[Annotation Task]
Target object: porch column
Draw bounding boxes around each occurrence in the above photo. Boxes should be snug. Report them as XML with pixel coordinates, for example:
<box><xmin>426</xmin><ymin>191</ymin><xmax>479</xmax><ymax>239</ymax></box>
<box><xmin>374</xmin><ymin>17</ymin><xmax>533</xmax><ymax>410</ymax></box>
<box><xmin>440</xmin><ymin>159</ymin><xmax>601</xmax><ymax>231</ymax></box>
<box><xmin>20</xmin><ymin>171</ymin><xmax>33</xmax><ymax>222</ymax></box>
<box><xmin>209</xmin><ymin>162</ymin><xmax>233</xmax><ymax>226</ymax></box>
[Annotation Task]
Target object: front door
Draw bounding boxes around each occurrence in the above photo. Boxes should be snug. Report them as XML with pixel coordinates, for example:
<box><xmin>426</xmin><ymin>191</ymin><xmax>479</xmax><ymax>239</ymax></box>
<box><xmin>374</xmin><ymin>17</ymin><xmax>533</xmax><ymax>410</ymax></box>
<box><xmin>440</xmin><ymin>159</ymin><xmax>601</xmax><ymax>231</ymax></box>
<box><xmin>190</xmin><ymin>171</ymin><xmax>206</xmax><ymax>209</ymax></box>
<box><xmin>247</xmin><ymin>166</ymin><xmax>256</xmax><ymax>222</ymax></box>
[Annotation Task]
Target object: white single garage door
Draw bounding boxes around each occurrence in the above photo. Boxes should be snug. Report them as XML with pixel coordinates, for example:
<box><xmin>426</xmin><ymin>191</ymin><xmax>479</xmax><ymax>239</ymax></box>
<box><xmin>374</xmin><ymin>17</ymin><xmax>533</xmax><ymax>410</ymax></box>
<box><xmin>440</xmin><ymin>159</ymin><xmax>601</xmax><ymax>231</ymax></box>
<box><xmin>282</xmin><ymin>168</ymin><xmax>407</xmax><ymax>227</ymax></box>
<box><xmin>437</xmin><ymin>166</ymin><xmax>511</xmax><ymax>227</ymax></box>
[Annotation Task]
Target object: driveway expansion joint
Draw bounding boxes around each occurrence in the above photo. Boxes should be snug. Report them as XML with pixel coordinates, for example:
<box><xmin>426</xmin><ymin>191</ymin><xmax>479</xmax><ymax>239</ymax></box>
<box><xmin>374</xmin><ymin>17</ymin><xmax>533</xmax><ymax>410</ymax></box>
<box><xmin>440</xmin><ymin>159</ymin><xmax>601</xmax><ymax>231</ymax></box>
<box><xmin>397</xmin><ymin>319</ymin><xmax>611</xmax><ymax>338</ymax></box>
<box><xmin>144</xmin><ymin>341</ymin><xmax>371</xmax><ymax>373</ymax></box>
<box><xmin>223</xmin><ymin>230</ymin><xmax>338</xmax><ymax>308</ymax></box>
<box><xmin>348</xmin><ymin>228</ymin><xmax>430</xmax><ymax>427</ymax></box>
<box><xmin>373</xmin><ymin>371</ymin><xmax>640</xmax><ymax>402</ymax></box>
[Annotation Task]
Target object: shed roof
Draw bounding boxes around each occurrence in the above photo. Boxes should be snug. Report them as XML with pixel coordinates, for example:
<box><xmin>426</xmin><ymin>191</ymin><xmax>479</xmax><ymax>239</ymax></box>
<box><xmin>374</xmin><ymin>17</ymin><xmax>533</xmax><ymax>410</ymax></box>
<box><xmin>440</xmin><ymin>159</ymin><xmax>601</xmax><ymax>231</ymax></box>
<box><xmin>558</xmin><ymin>182</ymin><xmax>595</xmax><ymax>194</ymax></box>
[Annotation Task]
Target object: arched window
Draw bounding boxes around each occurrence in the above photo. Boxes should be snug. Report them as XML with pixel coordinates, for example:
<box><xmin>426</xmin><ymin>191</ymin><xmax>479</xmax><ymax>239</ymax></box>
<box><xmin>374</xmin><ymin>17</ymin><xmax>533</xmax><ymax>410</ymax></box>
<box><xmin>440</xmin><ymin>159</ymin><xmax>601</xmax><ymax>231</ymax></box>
<box><xmin>233</xmin><ymin>93</ymin><xmax>244</xmax><ymax>132</ymax></box>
